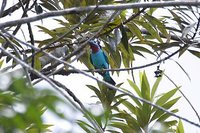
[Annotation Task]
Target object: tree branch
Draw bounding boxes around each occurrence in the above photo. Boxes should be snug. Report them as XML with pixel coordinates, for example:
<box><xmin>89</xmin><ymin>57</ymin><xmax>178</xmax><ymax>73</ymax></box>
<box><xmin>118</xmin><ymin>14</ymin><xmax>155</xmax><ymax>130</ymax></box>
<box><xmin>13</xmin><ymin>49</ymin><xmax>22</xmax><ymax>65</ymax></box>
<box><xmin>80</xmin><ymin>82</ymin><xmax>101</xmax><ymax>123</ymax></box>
<box><xmin>0</xmin><ymin>0</ymin><xmax>7</xmax><ymax>17</ymax></box>
<box><xmin>1</xmin><ymin>1</ymin><xmax>200</xmax><ymax>29</ymax></box>
<box><xmin>0</xmin><ymin>45</ymin><xmax>104</xmax><ymax>133</ymax></box>
<box><xmin>38</xmin><ymin>44</ymin><xmax>200</xmax><ymax>128</ymax></box>
<box><xmin>50</xmin><ymin>78</ymin><xmax>104</xmax><ymax>132</ymax></box>
<box><xmin>164</xmin><ymin>73</ymin><xmax>200</xmax><ymax>123</ymax></box>
<box><xmin>1</xmin><ymin>0</ymin><xmax>27</xmax><ymax>18</ymax></box>
<box><xmin>1</xmin><ymin>37</ymin><xmax>200</xmax><ymax>128</ymax></box>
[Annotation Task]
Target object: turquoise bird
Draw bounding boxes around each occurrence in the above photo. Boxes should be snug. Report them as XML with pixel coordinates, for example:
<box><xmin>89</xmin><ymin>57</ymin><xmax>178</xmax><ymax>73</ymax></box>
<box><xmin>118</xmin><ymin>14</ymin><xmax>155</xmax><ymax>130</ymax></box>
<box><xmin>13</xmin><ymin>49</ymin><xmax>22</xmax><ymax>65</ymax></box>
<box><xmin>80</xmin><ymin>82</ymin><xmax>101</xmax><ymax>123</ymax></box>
<box><xmin>89</xmin><ymin>39</ymin><xmax>116</xmax><ymax>86</ymax></box>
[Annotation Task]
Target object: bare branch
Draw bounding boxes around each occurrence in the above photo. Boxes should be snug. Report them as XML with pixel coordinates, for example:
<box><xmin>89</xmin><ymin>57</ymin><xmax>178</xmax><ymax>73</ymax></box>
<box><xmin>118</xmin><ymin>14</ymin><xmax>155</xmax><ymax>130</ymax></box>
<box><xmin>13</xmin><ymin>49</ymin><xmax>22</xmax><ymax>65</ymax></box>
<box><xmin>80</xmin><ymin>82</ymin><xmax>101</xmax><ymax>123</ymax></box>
<box><xmin>1</xmin><ymin>0</ymin><xmax>27</xmax><ymax>17</ymax></box>
<box><xmin>1</xmin><ymin>1</ymin><xmax>200</xmax><ymax>29</ymax></box>
<box><xmin>0</xmin><ymin>31</ymin><xmax>32</xmax><ymax>85</ymax></box>
<box><xmin>164</xmin><ymin>73</ymin><xmax>200</xmax><ymax>123</ymax></box>
<box><xmin>0</xmin><ymin>0</ymin><xmax>7</xmax><ymax>17</ymax></box>
<box><xmin>31</xmin><ymin>47</ymin><xmax>181</xmax><ymax>80</ymax></box>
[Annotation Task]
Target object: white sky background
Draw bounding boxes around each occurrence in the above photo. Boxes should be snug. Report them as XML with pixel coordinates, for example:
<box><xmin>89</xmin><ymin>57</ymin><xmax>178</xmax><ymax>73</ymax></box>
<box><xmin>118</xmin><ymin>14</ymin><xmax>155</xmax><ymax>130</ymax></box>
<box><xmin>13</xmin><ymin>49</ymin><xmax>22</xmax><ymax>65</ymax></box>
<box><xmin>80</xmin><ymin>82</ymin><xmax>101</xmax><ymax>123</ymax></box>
<box><xmin>1</xmin><ymin>1</ymin><xmax>200</xmax><ymax>133</ymax></box>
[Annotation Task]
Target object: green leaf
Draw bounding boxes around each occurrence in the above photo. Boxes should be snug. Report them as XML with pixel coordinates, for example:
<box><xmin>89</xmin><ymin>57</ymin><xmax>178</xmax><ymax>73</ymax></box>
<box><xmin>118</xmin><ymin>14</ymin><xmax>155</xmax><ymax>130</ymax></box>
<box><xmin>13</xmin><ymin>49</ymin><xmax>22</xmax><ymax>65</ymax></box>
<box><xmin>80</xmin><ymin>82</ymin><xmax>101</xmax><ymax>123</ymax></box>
<box><xmin>131</xmin><ymin>46</ymin><xmax>155</xmax><ymax>56</ymax></box>
<box><xmin>37</xmin><ymin>25</ymin><xmax>57</xmax><ymax>38</ymax></box>
<box><xmin>34</xmin><ymin>55</ymin><xmax>42</xmax><ymax>71</ymax></box>
<box><xmin>176</xmin><ymin>120</ymin><xmax>184</xmax><ymax>133</ymax></box>
<box><xmin>120</xmin><ymin>99</ymin><xmax>136</xmax><ymax>114</ymax></box>
<box><xmin>110</xmin><ymin>122</ymin><xmax>133</xmax><ymax>133</ymax></box>
<box><xmin>151</xmin><ymin>76</ymin><xmax>162</xmax><ymax>100</ymax></box>
<box><xmin>0</xmin><ymin>59</ymin><xmax>4</xmax><ymax>68</ymax></box>
<box><xmin>188</xmin><ymin>49</ymin><xmax>200</xmax><ymax>59</ymax></box>
<box><xmin>77</xmin><ymin>120</ymin><xmax>94</xmax><ymax>133</ymax></box>
<box><xmin>112</xmin><ymin>98</ymin><xmax>127</xmax><ymax>109</ymax></box>
<box><xmin>127</xmin><ymin>23</ymin><xmax>144</xmax><ymax>42</ymax></box>
<box><xmin>78</xmin><ymin>51</ymin><xmax>94</xmax><ymax>69</ymax></box>
<box><xmin>136</xmin><ymin>21</ymin><xmax>163</xmax><ymax>43</ymax></box>
<box><xmin>86</xmin><ymin>85</ymin><xmax>101</xmax><ymax>101</ymax></box>
<box><xmin>40</xmin><ymin>0</ymin><xmax>60</xmax><ymax>10</ymax></box>
<box><xmin>168</xmin><ymin>10</ymin><xmax>184</xmax><ymax>30</ymax></box>
<box><xmin>136</xmin><ymin>107</ymin><xmax>150</xmax><ymax>128</ymax></box>
<box><xmin>165</xmin><ymin>120</ymin><xmax>178</xmax><ymax>127</ymax></box>
<box><xmin>121</xmin><ymin>52</ymin><xmax>130</xmax><ymax>68</ymax></box>
<box><xmin>107</xmin><ymin>48</ymin><xmax>121</xmax><ymax>69</ymax></box>
<box><xmin>151</xmin><ymin>97</ymin><xmax>180</xmax><ymax>122</ymax></box>
<box><xmin>174</xmin><ymin>60</ymin><xmax>191</xmax><ymax>81</ymax></box>
<box><xmin>140</xmin><ymin>71</ymin><xmax>150</xmax><ymax>100</ymax></box>
<box><xmin>127</xmin><ymin>79</ymin><xmax>141</xmax><ymax>97</ymax></box>
<box><xmin>119</xmin><ymin>24</ymin><xmax>129</xmax><ymax>53</ymax></box>
<box><xmin>123</xmin><ymin>113</ymin><xmax>142</xmax><ymax>132</ymax></box>
<box><xmin>144</xmin><ymin>14</ymin><xmax>168</xmax><ymax>37</ymax></box>
<box><xmin>155</xmin><ymin>87</ymin><xmax>179</xmax><ymax>107</ymax></box>
<box><xmin>157</xmin><ymin>109</ymin><xmax>179</xmax><ymax>122</ymax></box>
<box><xmin>179</xmin><ymin>46</ymin><xmax>188</xmax><ymax>57</ymax></box>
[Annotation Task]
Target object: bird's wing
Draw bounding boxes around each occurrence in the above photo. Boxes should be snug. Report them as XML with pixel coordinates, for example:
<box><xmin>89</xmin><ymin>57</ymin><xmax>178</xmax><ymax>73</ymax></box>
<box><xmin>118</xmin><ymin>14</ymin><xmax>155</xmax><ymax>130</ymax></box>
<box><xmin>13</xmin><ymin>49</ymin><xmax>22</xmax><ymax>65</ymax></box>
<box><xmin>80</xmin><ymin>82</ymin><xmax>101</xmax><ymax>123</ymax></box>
<box><xmin>90</xmin><ymin>54</ymin><xmax>94</xmax><ymax>65</ymax></box>
<box><xmin>103</xmin><ymin>51</ymin><xmax>109</xmax><ymax>65</ymax></box>
<box><xmin>90</xmin><ymin>54</ymin><xmax>97</xmax><ymax>69</ymax></box>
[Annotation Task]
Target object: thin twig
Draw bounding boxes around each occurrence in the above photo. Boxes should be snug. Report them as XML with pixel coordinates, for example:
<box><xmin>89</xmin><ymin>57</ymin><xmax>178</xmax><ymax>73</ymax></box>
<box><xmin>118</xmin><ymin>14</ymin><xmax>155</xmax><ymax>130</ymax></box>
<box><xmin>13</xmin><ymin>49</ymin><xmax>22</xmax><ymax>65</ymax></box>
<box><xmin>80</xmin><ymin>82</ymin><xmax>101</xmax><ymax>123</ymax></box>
<box><xmin>1</xmin><ymin>0</ymin><xmax>27</xmax><ymax>17</ymax></box>
<box><xmin>4</xmin><ymin>36</ymin><xmax>196</xmax><ymax>128</ymax></box>
<box><xmin>1</xmin><ymin>38</ymin><xmax>200</xmax><ymax>128</ymax></box>
<box><xmin>37</xmin><ymin>45</ymin><xmax>200</xmax><ymax>128</ymax></box>
<box><xmin>0</xmin><ymin>0</ymin><xmax>7</xmax><ymax>17</ymax></box>
<box><xmin>0</xmin><ymin>31</ymin><xmax>32</xmax><ymax>86</ymax></box>
<box><xmin>50</xmin><ymin>78</ymin><xmax>104</xmax><ymax>132</ymax></box>
<box><xmin>164</xmin><ymin>73</ymin><xmax>200</xmax><ymax>123</ymax></box>
<box><xmin>19</xmin><ymin>0</ymin><xmax>35</xmax><ymax>70</ymax></box>
<box><xmin>192</xmin><ymin>16</ymin><xmax>200</xmax><ymax>39</ymax></box>
<box><xmin>22</xmin><ymin>0</ymin><xmax>104</xmax><ymax>67</ymax></box>
<box><xmin>26</xmin><ymin>46</ymin><xmax>182</xmax><ymax>81</ymax></box>
<box><xmin>39</xmin><ymin>10</ymin><xmax>120</xmax><ymax>74</ymax></box>
<box><xmin>100</xmin><ymin>8</ymin><xmax>146</xmax><ymax>36</ymax></box>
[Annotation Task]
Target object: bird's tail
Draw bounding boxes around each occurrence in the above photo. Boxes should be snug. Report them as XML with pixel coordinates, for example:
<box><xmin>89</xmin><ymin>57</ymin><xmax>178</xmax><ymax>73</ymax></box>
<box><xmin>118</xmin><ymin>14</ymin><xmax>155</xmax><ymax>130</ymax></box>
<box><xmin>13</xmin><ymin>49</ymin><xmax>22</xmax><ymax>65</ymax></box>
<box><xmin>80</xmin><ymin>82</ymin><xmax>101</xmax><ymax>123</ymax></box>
<box><xmin>107</xmin><ymin>77</ymin><xmax>116</xmax><ymax>86</ymax></box>
<box><xmin>103</xmin><ymin>72</ymin><xmax>116</xmax><ymax>85</ymax></box>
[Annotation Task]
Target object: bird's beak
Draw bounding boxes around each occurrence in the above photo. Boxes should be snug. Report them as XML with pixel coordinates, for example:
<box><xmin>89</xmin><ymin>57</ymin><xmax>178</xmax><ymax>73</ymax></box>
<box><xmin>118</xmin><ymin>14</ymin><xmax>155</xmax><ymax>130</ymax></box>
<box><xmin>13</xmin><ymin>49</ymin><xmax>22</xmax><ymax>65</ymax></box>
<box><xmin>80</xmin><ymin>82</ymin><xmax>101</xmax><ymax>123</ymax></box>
<box><xmin>88</xmin><ymin>42</ymin><xmax>93</xmax><ymax>48</ymax></box>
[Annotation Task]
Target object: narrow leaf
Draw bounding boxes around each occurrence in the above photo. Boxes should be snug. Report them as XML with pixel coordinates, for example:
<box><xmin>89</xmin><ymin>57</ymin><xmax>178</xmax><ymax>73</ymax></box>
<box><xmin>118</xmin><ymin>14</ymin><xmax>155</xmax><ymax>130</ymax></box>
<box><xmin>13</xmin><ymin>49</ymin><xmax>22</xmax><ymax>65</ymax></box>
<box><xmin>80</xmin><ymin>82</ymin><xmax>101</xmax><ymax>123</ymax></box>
<box><xmin>188</xmin><ymin>49</ymin><xmax>200</xmax><ymax>59</ymax></box>
<box><xmin>127</xmin><ymin>79</ymin><xmax>141</xmax><ymax>97</ymax></box>
<box><xmin>144</xmin><ymin>14</ymin><xmax>168</xmax><ymax>37</ymax></box>
<box><xmin>86</xmin><ymin>85</ymin><xmax>101</xmax><ymax>101</ymax></box>
<box><xmin>0</xmin><ymin>59</ymin><xmax>4</xmax><ymax>68</ymax></box>
<box><xmin>119</xmin><ymin>24</ymin><xmax>129</xmax><ymax>53</ymax></box>
<box><xmin>137</xmin><ymin>21</ymin><xmax>163</xmax><ymax>43</ymax></box>
<box><xmin>151</xmin><ymin>76</ymin><xmax>162</xmax><ymax>99</ymax></box>
<box><xmin>127</xmin><ymin>23</ymin><xmax>144</xmax><ymax>42</ymax></box>
<box><xmin>155</xmin><ymin>88</ymin><xmax>179</xmax><ymax>106</ymax></box>
<box><xmin>176</xmin><ymin>120</ymin><xmax>184</xmax><ymax>133</ymax></box>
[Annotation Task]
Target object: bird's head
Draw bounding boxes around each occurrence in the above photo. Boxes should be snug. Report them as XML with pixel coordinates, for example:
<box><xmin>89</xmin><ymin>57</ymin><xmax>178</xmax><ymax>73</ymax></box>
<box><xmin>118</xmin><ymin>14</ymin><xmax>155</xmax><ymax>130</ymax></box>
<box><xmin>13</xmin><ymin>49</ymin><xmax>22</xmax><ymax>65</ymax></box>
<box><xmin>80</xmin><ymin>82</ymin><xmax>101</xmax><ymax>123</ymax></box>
<box><xmin>88</xmin><ymin>39</ymin><xmax>100</xmax><ymax>53</ymax></box>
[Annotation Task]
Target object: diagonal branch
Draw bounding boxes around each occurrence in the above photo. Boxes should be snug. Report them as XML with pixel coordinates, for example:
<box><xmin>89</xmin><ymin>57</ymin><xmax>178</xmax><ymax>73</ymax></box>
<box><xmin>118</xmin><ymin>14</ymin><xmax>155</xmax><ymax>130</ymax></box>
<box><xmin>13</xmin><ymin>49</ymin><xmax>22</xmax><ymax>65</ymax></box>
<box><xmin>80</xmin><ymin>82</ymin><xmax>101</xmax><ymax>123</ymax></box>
<box><xmin>0</xmin><ymin>0</ymin><xmax>7</xmax><ymax>17</ymax></box>
<box><xmin>1</xmin><ymin>0</ymin><xmax>27</xmax><ymax>18</ymax></box>
<box><xmin>1</xmin><ymin>36</ymin><xmax>200</xmax><ymax>128</ymax></box>
<box><xmin>0</xmin><ymin>45</ymin><xmax>104</xmax><ymax>133</ymax></box>
<box><xmin>35</xmin><ymin>44</ymin><xmax>200</xmax><ymax>128</ymax></box>
<box><xmin>1</xmin><ymin>1</ymin><xmax>200</xmax><ymax>29</ymax></box>
<box><xmin>164</xmin><ymin>73</ymin><xmax>200</xmax><ymax>123</ymax></box>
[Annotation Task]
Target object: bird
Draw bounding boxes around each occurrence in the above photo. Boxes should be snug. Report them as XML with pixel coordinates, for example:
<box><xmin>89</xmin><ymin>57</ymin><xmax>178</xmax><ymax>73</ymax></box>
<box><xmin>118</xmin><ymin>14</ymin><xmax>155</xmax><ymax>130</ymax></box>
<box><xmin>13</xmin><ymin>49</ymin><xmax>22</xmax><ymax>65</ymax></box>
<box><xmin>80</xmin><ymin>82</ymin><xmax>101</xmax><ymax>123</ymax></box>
<box><xmin>89</xmin><ymin>39</ymin><xmax>116</xmax><ymax>86</ymax></box>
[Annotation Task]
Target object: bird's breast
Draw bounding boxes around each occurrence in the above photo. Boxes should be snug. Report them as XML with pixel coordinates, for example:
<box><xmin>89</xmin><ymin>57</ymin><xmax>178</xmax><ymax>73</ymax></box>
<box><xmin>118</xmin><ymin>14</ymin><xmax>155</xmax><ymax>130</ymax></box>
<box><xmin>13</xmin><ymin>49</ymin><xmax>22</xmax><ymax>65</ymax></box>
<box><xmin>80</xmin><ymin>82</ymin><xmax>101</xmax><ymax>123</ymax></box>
<box><xmin>91</xmin><ymin>50</ymin><xmax>108</xmax><ymax>69</ymax></box>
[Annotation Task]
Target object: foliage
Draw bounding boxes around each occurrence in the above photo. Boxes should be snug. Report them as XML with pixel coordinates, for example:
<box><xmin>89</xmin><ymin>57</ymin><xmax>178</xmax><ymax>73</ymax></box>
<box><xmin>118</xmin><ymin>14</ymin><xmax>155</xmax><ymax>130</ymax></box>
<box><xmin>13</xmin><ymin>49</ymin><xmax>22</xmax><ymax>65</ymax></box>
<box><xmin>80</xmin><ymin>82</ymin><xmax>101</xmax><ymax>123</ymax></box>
<box><xmin>86</xmin><ymin>71</ymin><xmax>181</xmax><ymax>132</ymax></box>
<box><xmin>1</xmin><ymin>0</ymin><xmax>200</xmax><ymax>132</ymax></box>
<box><xmin>0</xmin><ymin>76</ymin><xmax>66</xmax><ymax>132</ymax></box>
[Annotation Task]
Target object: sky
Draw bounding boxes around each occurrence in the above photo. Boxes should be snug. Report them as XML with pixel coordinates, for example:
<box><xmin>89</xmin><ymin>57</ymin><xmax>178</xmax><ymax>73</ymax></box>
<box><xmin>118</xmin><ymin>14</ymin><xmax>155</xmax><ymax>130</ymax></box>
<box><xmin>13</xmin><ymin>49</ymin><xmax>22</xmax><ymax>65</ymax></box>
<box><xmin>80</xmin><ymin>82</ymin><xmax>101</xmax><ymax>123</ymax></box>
<box><xmin>1</xmin><ymin>0</ymin><xmax>200</xmax><ymax>133</ymax></box>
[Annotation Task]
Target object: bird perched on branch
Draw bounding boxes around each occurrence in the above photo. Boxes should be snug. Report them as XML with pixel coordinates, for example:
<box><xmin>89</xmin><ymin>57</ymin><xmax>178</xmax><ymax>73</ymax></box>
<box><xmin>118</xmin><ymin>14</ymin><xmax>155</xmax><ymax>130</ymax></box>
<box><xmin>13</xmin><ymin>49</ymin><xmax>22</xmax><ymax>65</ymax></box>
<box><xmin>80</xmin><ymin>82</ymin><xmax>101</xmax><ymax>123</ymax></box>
<box><xmin>89</xmin><ymin>39</ymin><xmax>116</xmax><ymax>86</ymax></box>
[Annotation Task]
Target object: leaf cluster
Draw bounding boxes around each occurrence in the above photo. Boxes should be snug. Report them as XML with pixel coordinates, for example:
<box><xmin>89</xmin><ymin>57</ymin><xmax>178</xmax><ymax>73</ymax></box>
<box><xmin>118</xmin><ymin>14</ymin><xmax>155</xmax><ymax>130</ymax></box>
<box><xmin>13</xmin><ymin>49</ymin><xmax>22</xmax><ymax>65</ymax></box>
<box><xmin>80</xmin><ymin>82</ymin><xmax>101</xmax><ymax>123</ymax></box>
<box><xmin>0</xmin><ymin>76</ymin><xmax>66</xmax><ymax>132</ymax></box>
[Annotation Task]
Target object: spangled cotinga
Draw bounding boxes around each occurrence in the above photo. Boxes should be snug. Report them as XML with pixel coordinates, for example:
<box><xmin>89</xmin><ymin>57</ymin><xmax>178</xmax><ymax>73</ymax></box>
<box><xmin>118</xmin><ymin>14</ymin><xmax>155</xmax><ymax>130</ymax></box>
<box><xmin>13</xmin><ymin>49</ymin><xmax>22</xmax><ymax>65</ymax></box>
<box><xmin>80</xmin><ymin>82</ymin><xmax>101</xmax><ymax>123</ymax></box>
<box><xmin>89</xmin><ymin>39</ymin><xmax>116</xmax><ymax>86</ymax></box>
